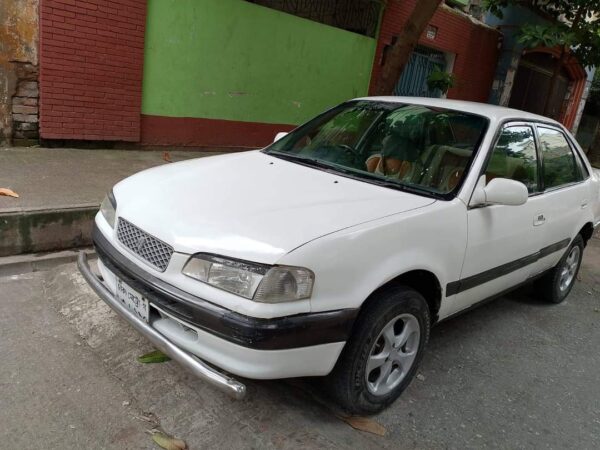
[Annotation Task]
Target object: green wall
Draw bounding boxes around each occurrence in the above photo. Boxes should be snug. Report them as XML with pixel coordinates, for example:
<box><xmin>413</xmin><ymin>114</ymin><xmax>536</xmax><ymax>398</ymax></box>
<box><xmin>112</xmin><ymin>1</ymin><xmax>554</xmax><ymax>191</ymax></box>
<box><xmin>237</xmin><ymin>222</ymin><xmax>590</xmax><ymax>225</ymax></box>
<box><xmin>141</xmin><ymin>0</ymin><xmax>377</xmax><ymax>125</ymax></box>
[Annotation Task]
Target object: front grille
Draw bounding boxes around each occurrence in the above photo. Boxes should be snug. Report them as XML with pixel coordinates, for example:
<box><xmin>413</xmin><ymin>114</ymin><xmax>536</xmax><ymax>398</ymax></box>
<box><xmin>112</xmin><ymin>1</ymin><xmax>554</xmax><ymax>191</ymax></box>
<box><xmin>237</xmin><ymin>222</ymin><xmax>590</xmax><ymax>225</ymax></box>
<box><xmin>116</xmin><ymin>218</ymin><xmax>173</xmax><ymax>272</ymax></box>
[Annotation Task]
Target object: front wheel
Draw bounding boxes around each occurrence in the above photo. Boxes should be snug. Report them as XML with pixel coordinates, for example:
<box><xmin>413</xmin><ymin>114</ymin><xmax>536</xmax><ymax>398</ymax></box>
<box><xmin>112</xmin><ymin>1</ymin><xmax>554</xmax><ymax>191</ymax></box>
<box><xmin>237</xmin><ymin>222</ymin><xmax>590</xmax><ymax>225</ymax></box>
<box><xmin>536</xmin><ymin>235</ymin><xmax>584</xmax><ymax>304</ymax></box>
<box><xmin>327</xmin><ymin>286</ymin><xmax>430</xmax><ymax>415</ymax></box>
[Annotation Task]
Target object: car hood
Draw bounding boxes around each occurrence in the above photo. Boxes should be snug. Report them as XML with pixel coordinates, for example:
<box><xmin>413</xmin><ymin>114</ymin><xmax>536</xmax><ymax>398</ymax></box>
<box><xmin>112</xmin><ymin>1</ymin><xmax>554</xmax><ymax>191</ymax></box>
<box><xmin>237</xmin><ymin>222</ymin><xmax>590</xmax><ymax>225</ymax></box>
<box><xmin>114</xmin><ymin>151</ymin><xmax>435</xmax><ymax>264</ymax></box>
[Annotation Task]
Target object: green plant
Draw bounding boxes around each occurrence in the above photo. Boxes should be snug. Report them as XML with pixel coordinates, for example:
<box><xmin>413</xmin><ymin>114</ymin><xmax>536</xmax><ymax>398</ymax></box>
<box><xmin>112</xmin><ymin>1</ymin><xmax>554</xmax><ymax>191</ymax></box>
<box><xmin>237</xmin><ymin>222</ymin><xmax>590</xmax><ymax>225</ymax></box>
<box><xmin>427</xmin><ymin>69</ymin><xmax>456</xmax><ymax>94</ymax></box>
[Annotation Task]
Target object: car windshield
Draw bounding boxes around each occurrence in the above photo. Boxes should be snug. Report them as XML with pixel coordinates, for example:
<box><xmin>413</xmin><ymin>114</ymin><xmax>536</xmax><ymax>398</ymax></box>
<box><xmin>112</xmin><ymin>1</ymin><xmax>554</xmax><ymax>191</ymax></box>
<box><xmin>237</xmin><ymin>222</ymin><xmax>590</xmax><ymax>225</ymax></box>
<box><xmin>264</xmin><ymin>101</ymin><xmax>488</xmax><ymax>197</ymax></box>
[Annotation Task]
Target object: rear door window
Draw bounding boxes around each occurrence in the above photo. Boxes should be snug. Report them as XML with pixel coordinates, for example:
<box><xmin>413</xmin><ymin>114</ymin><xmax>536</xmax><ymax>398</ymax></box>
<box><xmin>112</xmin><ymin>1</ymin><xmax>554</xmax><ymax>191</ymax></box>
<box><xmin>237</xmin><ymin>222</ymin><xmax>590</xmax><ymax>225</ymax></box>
<box><xmin>537</xmin><ymin>127</ymin><xmax>583</xmax><ymax>190</ymax></box>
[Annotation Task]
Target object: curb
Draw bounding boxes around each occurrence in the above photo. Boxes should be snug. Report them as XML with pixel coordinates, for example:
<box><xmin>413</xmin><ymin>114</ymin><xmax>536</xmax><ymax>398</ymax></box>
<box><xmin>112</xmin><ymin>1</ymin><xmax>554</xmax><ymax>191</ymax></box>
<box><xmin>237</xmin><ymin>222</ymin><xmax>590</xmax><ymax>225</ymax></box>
<box><xmin>0</xmin><ymin>204</ymin><xmax>98</xmax><ymax>257</ymax></box>
<box><xmin>0</xmin><ymin>248</ymin><xmax>96</xmax><ymax>277</ymax></box>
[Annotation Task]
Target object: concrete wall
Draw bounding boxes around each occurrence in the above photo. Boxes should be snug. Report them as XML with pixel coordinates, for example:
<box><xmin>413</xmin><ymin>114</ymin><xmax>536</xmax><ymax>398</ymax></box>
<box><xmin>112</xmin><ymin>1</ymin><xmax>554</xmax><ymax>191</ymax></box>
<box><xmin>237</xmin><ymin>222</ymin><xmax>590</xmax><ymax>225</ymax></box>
<box><xmin>369</xmin><ymin>1</ymin><xmax>501</xmax><ymax>102</ymax></box>
<box><xmin>39</xmin><ymin>0</ymin><xmax>147</xmax><ymax>141</ymax></box>
<box><xmin>0</xmin><ymin>0</ymin><xmax>39</xmax><ymax>146</ymax></box>
<box><xmin>140</xmin><ymin>0</ymin><xmax>377</xmax><ymax>148</ymax></box>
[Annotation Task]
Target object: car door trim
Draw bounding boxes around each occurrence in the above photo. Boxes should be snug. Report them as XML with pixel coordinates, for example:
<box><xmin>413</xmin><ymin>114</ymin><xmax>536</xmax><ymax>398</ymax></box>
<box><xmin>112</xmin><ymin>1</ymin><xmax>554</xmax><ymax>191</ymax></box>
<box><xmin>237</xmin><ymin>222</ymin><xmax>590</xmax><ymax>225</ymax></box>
<box><xmin>446</xmin><ymin>238</ymin><xmax>571</xmax><ymax>296</ymax></box>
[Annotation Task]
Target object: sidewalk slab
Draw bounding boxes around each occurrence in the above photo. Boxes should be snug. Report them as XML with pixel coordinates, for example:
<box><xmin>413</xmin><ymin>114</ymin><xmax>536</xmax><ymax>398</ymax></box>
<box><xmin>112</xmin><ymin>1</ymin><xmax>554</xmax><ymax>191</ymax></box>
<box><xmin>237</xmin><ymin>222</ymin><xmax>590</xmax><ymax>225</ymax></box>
<box><xmin>0</xmin><ymin>147</ymin><xmax>222</xmax><ymax>255</ymax></box>
<box><xmin>0</xmin><ymin>247</ymin><xmax>96</xmax><ymax>277</ymax></box>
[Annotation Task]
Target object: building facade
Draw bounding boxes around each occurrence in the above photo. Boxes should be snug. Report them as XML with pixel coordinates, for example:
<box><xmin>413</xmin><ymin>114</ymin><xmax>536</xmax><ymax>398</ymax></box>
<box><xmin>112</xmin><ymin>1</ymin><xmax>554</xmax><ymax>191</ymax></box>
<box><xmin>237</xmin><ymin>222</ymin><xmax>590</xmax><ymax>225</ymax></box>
<box><xmin>37</xmin><ymin>0</ymin><xmax>380</xmax><ymax>148</ymax></box>
<box><xmin>370</xmin><ymin>0</ymin><xmax>500</xmax><ymax>103</ymax></box>
<box><xmin>485</xmin><ymin>4</ymin><xmax>595</xmax><ymax>133</ymax></box>
<box><xmin>0</xmin><ymin>0</ymin><xmax>590</xmax><ymax>149</ymax></box>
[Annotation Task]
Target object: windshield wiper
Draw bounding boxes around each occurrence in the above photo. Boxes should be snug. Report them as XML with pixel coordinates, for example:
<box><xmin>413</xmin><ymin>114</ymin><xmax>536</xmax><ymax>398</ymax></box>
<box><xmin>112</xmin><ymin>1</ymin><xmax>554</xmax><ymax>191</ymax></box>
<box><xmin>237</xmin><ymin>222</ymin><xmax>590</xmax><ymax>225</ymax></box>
<box><xmin>269</xmin><ymin>152</ymin><xmax>355</xmax><ymax>174</ymax></box>
<box><xmin>268</xmin><ymin>151</ymin><xmax>439</xmax><ymax>198</ymax></box>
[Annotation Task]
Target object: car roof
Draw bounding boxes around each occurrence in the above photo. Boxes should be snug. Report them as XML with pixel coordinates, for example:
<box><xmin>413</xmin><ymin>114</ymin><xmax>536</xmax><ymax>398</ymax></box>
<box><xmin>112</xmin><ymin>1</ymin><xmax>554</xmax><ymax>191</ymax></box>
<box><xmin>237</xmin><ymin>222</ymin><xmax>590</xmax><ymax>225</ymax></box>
<box><xmin>353</xmin><ymin>96</ymin><xmax>562</xmax><ymax>126</ymax></box>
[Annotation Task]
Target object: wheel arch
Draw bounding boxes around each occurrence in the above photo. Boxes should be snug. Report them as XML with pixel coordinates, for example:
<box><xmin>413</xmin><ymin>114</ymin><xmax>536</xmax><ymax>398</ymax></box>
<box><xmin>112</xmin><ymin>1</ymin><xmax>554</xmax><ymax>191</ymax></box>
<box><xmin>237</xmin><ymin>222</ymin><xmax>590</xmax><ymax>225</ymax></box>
<box><xmin>359</xmin><ymin>269</ymin><xmax>443</xmax><ymax>324</ymax></box>
<box><xmin>578</xmin><ymin>222</ymin><xmax>595</xmax><ymax>246</ymax></box>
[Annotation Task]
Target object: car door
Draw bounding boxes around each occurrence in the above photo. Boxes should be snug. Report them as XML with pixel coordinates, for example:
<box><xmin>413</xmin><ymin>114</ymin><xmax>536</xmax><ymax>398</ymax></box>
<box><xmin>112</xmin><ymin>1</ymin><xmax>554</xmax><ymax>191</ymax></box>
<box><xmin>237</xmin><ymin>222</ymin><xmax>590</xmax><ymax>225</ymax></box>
<box><xmin>529</xmin><ymin>125</ymin><xmax>589</xmax><ymax>275</ymax></box>
<box><xmin>447</xmin><ymin>124</ymin><xmax>545</xmax><ymax>314</ymax></box>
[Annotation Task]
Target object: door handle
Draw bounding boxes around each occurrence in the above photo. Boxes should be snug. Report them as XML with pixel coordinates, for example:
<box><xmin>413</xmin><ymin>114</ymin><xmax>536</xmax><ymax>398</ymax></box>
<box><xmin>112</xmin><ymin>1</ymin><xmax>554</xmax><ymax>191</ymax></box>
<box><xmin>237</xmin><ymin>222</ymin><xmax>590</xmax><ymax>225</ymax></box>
<box><xmin>581</xmin><ymin>200</ymin><xmax>589</xmax><ymax>209</ymax></box>
<box><xmin>533</xmin><ymin>213</ymin><xmax>546</xmax><ymax>226</ymax></box>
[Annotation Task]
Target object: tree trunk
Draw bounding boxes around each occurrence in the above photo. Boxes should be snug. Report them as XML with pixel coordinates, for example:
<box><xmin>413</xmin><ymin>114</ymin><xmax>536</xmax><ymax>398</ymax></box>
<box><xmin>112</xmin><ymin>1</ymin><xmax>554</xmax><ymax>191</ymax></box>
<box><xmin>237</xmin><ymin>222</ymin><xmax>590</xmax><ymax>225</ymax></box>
<box><xmin>543</xmin><ymin>45</ymin><xmax>568</xmax><ymax>118</ymax></box>
<box><xmin>374</xmin><ymin>0</ymin><xmax>444</xmax><ymax>96</ymax></box>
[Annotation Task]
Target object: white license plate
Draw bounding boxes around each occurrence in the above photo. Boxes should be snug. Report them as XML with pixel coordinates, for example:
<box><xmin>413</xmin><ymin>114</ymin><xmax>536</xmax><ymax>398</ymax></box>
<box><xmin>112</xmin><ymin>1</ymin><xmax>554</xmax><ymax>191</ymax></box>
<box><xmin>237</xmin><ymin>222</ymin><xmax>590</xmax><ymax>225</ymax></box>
<box><xmin>116</xmin><ymin>277</ymin><xmax>149</xmax><ymax>323</ymax></box>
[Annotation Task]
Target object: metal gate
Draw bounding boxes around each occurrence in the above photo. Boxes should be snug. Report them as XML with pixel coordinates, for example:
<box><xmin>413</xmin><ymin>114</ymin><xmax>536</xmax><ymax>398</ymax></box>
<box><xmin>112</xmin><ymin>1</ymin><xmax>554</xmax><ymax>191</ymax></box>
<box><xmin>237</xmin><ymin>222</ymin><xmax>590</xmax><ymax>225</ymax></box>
<box><xmin>394</xmin><ymin>46</ymin><xmax>447</xmax><ymax>98</ymax></box>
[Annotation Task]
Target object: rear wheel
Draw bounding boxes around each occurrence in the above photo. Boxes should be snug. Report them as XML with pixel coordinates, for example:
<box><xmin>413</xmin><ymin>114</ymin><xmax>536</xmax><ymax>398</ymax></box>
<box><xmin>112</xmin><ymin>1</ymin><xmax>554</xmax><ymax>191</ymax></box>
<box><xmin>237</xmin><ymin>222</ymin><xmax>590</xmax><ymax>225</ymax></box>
<box><xmin>536</xmin><ymin>235</ymin><xmax>584</xmax><ymax>304</ymax></box>
<box><xmin>327</xmin><ymin>286</ymin><xmax>430</xmax><ymax>415</ymax></box>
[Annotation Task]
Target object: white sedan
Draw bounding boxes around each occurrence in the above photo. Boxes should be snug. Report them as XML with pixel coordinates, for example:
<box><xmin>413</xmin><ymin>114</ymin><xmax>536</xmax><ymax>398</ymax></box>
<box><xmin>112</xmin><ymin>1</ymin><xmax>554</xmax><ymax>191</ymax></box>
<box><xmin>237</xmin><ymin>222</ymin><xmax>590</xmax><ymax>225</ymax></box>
<box><xmin>79</xmin><ymin>97</ymin><xmax>600</xmax><ymax>414</ymax></box>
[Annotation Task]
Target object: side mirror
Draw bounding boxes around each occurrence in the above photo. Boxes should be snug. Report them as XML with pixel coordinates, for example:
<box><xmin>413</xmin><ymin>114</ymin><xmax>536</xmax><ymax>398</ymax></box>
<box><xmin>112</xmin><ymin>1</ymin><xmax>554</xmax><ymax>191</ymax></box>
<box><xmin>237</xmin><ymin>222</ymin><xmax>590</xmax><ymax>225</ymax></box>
<box><xmin>471</xmin><ymin>177</ymin><xmax>528</xmax><ymax>207</ymax></box>
<box><xmin>273</xmin><ymin>131</ymin><xmax>288</xmax><ymax>143</ymax></box>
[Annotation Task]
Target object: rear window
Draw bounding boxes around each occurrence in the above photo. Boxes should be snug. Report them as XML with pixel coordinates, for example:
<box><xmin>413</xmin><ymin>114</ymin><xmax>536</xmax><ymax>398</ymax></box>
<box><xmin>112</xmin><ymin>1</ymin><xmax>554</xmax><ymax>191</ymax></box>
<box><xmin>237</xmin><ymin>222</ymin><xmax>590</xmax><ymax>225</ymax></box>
<box><xmin>538</xmin><ymin>127</ymin><xmax>583</xmax><ymax>189</ymax></box>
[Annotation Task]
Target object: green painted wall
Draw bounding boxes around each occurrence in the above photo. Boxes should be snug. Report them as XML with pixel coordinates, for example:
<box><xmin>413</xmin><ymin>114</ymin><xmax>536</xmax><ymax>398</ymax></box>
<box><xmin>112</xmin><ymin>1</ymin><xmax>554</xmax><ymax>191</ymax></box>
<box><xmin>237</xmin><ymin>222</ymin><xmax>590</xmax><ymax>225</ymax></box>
<box><xmin>141</xmin><ymin>0</ymin><xmax>377</xmax><ymax>125</ymax></box>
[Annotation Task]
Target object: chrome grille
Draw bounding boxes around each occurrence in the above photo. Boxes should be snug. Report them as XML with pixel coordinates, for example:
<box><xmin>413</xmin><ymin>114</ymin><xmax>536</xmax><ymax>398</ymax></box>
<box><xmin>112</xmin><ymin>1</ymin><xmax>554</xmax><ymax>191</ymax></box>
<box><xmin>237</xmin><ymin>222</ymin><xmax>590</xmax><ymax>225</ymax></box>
<box><xmin>116</xmin><ymin>218</ymin><xmax>173</xmax><ymax>272</ymax></box>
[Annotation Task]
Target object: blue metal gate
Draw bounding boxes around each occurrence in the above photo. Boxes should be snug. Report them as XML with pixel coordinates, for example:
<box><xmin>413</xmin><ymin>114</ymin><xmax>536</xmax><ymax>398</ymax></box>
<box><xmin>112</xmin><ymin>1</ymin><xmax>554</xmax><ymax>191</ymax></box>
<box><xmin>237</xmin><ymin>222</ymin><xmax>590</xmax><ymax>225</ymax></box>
<box><xmin>394</xmin><ymin>46</ymin><xmax>447</xmax><ymax>98</ymax></box>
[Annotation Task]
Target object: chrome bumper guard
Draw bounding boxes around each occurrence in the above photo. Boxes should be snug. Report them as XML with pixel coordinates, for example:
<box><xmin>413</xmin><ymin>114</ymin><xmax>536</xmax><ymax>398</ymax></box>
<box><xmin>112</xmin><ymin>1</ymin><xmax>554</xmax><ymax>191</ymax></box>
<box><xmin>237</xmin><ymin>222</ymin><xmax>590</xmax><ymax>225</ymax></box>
<box><xmin>77</xmin><ymin>251</ymin><xmax>247</xmax><ymax>400</ymax></box>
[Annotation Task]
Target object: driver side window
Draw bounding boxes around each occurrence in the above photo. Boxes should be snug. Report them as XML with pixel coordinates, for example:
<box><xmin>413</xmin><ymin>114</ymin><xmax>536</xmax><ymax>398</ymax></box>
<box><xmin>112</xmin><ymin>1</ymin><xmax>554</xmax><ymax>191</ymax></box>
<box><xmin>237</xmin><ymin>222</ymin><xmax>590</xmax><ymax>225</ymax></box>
<box><xmin>485</xmin><ymin>125</ymin><xmax>539</xmax><ymax>194</ymax></box>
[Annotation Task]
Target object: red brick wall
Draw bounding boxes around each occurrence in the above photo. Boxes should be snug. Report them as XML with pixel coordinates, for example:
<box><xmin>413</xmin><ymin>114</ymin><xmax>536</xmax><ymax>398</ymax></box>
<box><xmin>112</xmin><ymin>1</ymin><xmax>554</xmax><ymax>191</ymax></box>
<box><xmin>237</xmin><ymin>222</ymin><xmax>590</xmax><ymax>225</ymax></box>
<box><xmin>370</xmin><ymin>1</ymin><xmax>501</xmax><ymax>102</ymax></box>
<box><xmin>39</xmin><ymin>0</ymin><xmax>146</xmax><ymax>141</ymax></box>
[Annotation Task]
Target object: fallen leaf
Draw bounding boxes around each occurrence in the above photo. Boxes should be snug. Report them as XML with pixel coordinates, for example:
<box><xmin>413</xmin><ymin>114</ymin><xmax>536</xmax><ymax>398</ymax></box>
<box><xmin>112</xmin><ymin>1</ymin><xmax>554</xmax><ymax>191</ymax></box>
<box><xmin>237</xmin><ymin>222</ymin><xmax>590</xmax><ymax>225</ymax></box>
<box><xmin>162</xmin><ymin>151</ymin><xmax>172</xmax><ymax>163</ymax></box>
<box><xmin>0</xmin><ymin>188</ymin><xmax>19</xmax><ymax>198</ymax></box>
<box><xmin>416</xmin><ymin>373</ymin><xmax>426</xmax><ymax>381</ymax></box>
<box><xmin>339</xmin><ymin>415</ymin><xmax>386</xmax><ymax>436</ymax></box>
<box><xmin>151</xmin><ymin>430</ymin><xmax>187</xmax><ymax>450</ymax></box>
<box><xmin>137</xmin><ymin>349</ymin><xmax>171</xmax><ymax>364</ymax></box>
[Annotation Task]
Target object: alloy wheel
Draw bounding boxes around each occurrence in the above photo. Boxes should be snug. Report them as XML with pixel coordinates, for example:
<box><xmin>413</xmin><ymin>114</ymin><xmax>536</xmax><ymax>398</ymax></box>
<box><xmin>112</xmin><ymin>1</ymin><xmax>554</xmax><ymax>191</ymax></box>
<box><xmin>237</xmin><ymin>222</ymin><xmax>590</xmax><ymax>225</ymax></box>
<box><xmin>558</xmin><ymin>246</ymin><xmax>581</xmax><ymax>292</ymax></box>
<box><xmin>365</xmin><ymin>313</ymin><xmax>421</xmax><ymax>396</ymax></box>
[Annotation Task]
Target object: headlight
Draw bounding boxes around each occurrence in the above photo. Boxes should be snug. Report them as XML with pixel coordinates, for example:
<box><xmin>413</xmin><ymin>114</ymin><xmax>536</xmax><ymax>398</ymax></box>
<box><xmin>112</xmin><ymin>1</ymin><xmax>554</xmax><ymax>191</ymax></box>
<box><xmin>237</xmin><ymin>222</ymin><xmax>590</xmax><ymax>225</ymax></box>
<box><xmin>100</xmin><ymin>190</ymin><xmax>117</xmax><ymax>228</ymax></box>
<box><xmin>182</xmin><ymin>254</ymin><xmax>314</xmax><ymax>302</ymax></box>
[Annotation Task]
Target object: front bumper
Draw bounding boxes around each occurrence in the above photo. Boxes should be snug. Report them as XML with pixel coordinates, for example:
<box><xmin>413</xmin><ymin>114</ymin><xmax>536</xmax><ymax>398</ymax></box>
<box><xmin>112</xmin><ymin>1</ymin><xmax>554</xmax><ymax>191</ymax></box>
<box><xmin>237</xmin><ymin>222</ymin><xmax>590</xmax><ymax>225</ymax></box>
<box><xmin>78</xmin><ymin>251</ymin><xmax>247</xmax><ymax>399</ymax></box>
<box><xmin>79</xmin><ymin>223</ymin><xmax>357</xmax><ymax>397</ymax></box>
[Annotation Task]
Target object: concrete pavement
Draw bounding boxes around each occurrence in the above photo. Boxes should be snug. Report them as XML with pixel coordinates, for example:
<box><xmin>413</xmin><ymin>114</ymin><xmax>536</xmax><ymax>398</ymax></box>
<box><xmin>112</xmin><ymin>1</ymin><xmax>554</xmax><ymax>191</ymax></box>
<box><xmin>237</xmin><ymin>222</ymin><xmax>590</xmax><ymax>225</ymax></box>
<box><xmin>1</xmin><ymin>238</ymin><xmax>599</xmax><ymax>449</ymax></box>
<box><xmin>0</xmin><ymin>147</ymin><xmax>221</xmax><ymax>256</ymax></box>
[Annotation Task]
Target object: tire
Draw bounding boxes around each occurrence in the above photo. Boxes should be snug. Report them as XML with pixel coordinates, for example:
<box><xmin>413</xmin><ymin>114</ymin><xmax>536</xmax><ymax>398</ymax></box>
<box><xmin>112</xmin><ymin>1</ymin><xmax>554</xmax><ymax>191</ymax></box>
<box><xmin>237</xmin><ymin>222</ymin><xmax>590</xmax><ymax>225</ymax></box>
<box><xmin>327</xmin><ymin>285</ymin><xmax>430</xmax><ymax>415</ymax></box>
<box><xmin>536</xmin><ymin>235</ymin><xmax>584</xmax><ymax>304</ymax></box>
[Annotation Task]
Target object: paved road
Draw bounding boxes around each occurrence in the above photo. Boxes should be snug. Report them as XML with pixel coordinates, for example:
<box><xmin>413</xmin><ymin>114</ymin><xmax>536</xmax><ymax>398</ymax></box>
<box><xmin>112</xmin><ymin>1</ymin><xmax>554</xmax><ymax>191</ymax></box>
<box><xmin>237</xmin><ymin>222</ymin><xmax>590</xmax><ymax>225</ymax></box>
<box><xmin>1</xmin><ymin>239</ymin><xmax>599</xmax><ymax>449</ymax></box>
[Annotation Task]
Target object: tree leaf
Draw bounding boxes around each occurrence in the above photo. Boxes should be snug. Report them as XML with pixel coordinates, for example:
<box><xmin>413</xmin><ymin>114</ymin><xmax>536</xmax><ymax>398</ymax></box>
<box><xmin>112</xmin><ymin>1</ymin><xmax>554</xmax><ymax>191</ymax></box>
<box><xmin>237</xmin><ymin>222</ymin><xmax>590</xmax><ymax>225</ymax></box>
<box><xmin>137</xmin><ymin>350</ymin><xmax>171</xmax><ymax>364</ymax></box>
<box><xmin>151</xmin><ymin>431</ymin><xmax>187</xmax><ymax>450</ymax></box>
<box><xmin>339</xmin><ymin>415</ymin><xmax>386</xmax><ymax>436</ymax></box>
<box><xmin>0</xmin><ymin>188</ymin><xmax>19</xmax><ymax>198</ymax></box>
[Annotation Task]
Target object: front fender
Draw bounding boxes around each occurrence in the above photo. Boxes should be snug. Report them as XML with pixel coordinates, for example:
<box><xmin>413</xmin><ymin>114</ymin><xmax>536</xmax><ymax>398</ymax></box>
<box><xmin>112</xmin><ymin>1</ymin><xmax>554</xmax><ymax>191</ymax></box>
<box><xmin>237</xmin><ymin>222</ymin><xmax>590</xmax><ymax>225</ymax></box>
<box><xmin>277</xmin><ymin>200</ymin><xmax>468</xmax><ymax>314</ymax></box>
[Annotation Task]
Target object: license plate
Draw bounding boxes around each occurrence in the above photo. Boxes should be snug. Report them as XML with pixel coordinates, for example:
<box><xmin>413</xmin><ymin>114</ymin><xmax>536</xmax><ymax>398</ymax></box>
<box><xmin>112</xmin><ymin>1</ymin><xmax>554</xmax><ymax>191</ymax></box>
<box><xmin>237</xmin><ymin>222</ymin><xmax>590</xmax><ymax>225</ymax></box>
<box><xmin>116</xmin><ymin>277</ymin><xmax>149</xmax><ymax>323</ymax></box>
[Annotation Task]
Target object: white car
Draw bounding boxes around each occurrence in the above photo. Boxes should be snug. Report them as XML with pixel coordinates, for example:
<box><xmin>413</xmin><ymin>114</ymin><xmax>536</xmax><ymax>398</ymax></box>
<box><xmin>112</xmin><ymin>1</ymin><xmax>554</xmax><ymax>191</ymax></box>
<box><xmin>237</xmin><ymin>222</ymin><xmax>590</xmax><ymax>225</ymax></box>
<box><xmin>79</xmin><ymin>97</ymin><xmax>600</xmax><ymax>414</ymax></box>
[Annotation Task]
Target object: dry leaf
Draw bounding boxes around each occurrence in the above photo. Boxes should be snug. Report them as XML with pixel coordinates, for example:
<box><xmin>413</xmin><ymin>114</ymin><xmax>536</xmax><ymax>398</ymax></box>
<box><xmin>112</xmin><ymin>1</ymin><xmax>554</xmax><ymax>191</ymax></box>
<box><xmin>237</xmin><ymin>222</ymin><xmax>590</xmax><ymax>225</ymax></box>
<box><xmin>162</xmin><ymin>151</ymin><xmax>172</xmax><ymax>163</ymax></box>
<box><xmin>151</xmin><ymin>430</ymin><xmax>187</xmax><ymax>450</ymax></box>
<box><xmin>0</xmin><ymin>188</ymin><xmax>19</xmax><ymax>198</ymax></box>
<box><xmin>339</xmin><ymin>415</ymin><xmax>386</xmax><ymax>436</ymax></box>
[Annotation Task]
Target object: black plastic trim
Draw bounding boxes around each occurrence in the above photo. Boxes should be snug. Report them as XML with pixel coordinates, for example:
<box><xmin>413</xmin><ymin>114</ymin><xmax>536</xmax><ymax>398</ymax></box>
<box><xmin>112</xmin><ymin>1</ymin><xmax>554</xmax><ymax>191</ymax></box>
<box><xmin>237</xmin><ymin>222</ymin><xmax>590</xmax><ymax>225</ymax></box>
<box><xmin>93</xmin><ymin>225</ymin><xmax>358</xmax><ymax>350</ymax></box>
<box><xmin>439</xmin><ymin>268</ymin><xmax>551</xmax><ymax>324</ymax></box>
<box><xmin>446</xmin><ymin>238</ymin><xmax>570</xmax><ymax>296</ymax></box>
